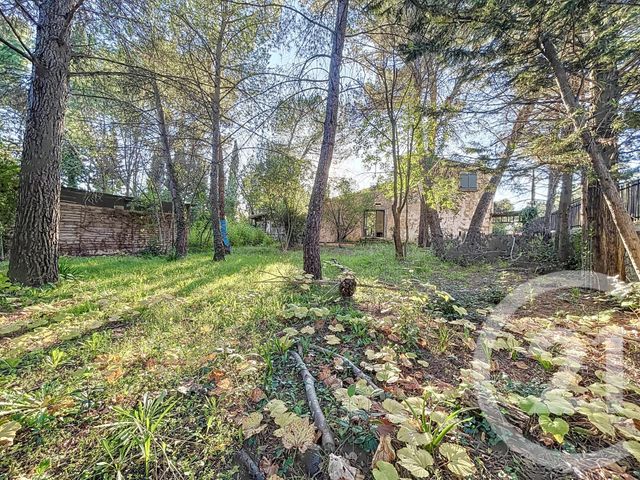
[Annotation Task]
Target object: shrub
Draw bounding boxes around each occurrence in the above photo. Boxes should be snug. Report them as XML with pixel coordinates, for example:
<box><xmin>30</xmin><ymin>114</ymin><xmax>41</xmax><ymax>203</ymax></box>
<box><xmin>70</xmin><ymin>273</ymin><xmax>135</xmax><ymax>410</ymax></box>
<box><xmin>228</xmin><ymin>221</ymin><xmax>275</xmax><ymax>247</ymax></box>
<box><xmin>188</xmin><ymin>220</ymin><xmax>274</xmax><ymax>250</ymax></box>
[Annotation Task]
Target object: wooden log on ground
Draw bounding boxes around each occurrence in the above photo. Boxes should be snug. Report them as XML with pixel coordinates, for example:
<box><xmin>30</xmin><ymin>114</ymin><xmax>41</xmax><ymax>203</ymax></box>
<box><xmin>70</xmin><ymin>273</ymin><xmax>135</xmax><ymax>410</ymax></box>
<box><xmin>291</xmin><ymin>348</ymin><xmax>336</xmax><ymax>452</ymax></box>
<box><xmin>310</xmin><ymin>344</ymin><xmax>383</xmax><ymax>397</ymax></box>
<box><xmin>234</xmin><ymin>449</ymin><xmax>265</xmax><ymax>480</ymax></box>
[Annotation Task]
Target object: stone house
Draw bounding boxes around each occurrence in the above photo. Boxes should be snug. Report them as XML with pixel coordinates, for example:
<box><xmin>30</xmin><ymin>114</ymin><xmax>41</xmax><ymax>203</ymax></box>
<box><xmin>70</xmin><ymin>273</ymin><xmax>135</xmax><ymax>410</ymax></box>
<box><xmin>320</xmin><ymin>169</ymin><xmax>493</xmax><ymax>243</ymax></box>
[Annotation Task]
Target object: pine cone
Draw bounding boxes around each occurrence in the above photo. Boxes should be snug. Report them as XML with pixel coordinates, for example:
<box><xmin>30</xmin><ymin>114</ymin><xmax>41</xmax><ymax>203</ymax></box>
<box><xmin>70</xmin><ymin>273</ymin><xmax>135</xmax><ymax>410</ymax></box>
<box><xmin>339</xmin><ymin>277</ymin><xmax>356</xmax><ymax>298</ymax></box>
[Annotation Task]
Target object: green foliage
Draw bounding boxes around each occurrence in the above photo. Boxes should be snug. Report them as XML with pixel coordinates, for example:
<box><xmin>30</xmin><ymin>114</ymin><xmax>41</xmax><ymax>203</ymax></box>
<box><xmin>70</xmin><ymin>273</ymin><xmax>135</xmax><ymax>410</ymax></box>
<box><xmin>60</xmin><ymin>142</ymin><xmax>86</xmax><ymax>188</ymax></box>
<box><xmin>100</xmin><ymin>392</ymin><xmax>177</xmax><ymax>478</ymax></box>
<box><xmin>242</xmin><ymin>144</ymin><xmax>309</xmax><ymax>250</ymax></box>
<box><xmin>519</xmin><ymin>206</ymin><xmax>539</xmax><ymax>226</ymax></box>
<box><xmin>225</xmin><ymin>141</ymin><xmax>241</xmax><ymax>221</ymax></box>
<box><xmin>189</xmin><ymin>220</ymin><xmax>274</xmax><ymax>250</ymax></box>
<box><xmin>494</xmin><ymin>199</ymin><xmax>514</xmax><ymax>213</ymax></box>
<box><xmin>0</xmin><ymin>145</ymin><xmax>19</xmax><ymax>256</ymax></box>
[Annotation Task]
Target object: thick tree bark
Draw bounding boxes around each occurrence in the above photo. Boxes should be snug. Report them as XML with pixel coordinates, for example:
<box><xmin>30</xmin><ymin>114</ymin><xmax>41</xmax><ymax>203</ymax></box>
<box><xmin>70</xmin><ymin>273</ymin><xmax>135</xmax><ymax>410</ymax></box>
<box><xmin>152</xmin><ymin>81</ymin><xmax>188</xmax><ymax>258</ymax></box>
<box><xmin>584</xmin><ymin>66</ymin><xmax>625</xmax><ymax>279</ymax></box>
<box><xmin>9</xmin><ymin>0</ymin><xmax>79</xmax><ymax>286</ymax></box>
<box><xmin>392</xmin><ymin>206</ymin><xmax>404</xmax><ymax>260</ymax></box>
<box><xmin>425</xmin><ymin>205</ymin><xmax>444</xmax><ymax>256</ymax></box>
<box><xmin>209</xmin><ymin>26</ymin><xmax>226</xmax><ymax>262</ymax></box>
<box><xmin>540</xmin><ymin>36</ymin><xmax>640</xmax><ymax>277</ymax></box>
<box><xmin>543</xmin><ymin>168</ymin><xmax>560</xmax><ymax>234</ymax></box>
<box><xmin>466</xmin><ymin>105</ymin><xmax>531</xmax><ymax>245</ymax></box>
<box><xmin>556</xmin><ymin>172</ymin><xmax>573</xmax><ymax>263</ymax></box>
<box><xmin>226</xmin><ymin>140</ymin><xmax>240</xmax><ymax>221</ymax></box>
<box><xmin>417</xmin><ymin>196</ymin><xmax>430</xmax><ymax>247</ymax></box>
<box><xmin>302</xmin><ymin>0</ymin><xmax>349</xmax><ymax>279</ymax></box>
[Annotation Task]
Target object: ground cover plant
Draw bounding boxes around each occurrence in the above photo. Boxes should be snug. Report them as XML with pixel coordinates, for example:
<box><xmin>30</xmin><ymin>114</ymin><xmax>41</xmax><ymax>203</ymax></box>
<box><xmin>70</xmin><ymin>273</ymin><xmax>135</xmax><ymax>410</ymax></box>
<box><xmin>2</xmin><ymin>244</ymin><xmax>640</xmax><ymax>479</ymax></box>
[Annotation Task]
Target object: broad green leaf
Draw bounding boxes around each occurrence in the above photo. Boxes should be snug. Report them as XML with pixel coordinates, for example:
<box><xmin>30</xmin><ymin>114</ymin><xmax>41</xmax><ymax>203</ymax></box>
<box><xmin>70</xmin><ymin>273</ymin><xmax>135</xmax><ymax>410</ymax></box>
<box><xmin>265</xmin><ymin>399</ymin><xmax>288</xmax><ymax>416</ymax></box>
<box><xmin>300</xmin><ymin>326</ymin><xmax>315</xmax><ymax>335</ymax></box>
<box><xmin>538</xmin><ymin>415</ymin><xmax>569</xmax><ymax>443</ymax></box>
<box><xmin>543</xmin><ymin>393</ymin><xmax>575</xmax><ymax>416</ymax></box>
<box><xmin>613</xmin><ymin>402</ymin><xmax>640</xmax><ymax>420</ymax></box>
<box><xmin>347</xmin><ymin>384</ymin><xmax>357</xmax><ymax>397</ymax></box>
<box><xmin>324</xmin><ymin>335</ymin><xmax>341</xmax><ymax>345</ymax></box>
<box><xmin>588</xmin><ymin>382</ymin><xmax>620</xmax><ymax>397</ymax></box>
<box><xmin>397</xmin><ymin>425</ymin><xmax>432</xmax><ymax>446</ymax></box>
<box><xmin>334</xmin><ymin>389</ymin><xmax>372</xmax><ymax>412</ymax></box>
<box><xmin>240</xmin><ymin>412</ymin><xmax>266</xmax><ymax>438</ymax></box>
<box><xmin>375</xmin><ymin>362</ymin><xmax>400</xmax><ymax>383</ymax></box>
<box><xmin>397</xmin><ymin>446</ymin><xmax>434</xmax><ymax>478</ymax></box>
<box><xmin>616</xmin><ymin>420</ymin><xmax>640</xmax><ymax>441</ymax></box>
<box><xmin>372</xmin><ymin>461</ymin><xmax>401</xmax><ymax>480</ymax></box>
<box><xmin>595</xmin><ymin>370</ymin><xmax>627</xmax><ymax>389</ymax></box>
<box><xmin>623</xmin><ymin>440</ymin><xmax>640</xmax><ymax>462</ymax></box>
<box><xmin>439</xmin><ymin>443</ymin><xmax>476</xmax><ymax>477</ymax></box>
<box><xmin>587</xmin><ymin>412</ymin><xmax>618</xmax><ymax>437</ymax></box>
<box><xmin>328</xmin><ymin>323</ymin><xmax>345</xmax><ymax>332</ymax></box>
<box><xmin>382</xmin><ymin>399</ymin><xmax>409</xmax><ymax>424</ymax></box>
<box><xmin>309</xmin><ymin>307</ymin><xmax>329</xmax><ymax>317</ymax></box>
<box><xmin>273</xmin><ymin>412</ymin><xmax>299</xmax><ymax>428</ymax></box>
<box><xmin>452</xmin><ymin>305</ymin><xmax>467</xmax><ymax>316</ymax></box>
<box><xmin>576</xmin><ymin>399</ymin><xmax>607</xmax><ymax>415</ymax></box>
<box><xmin>519</xmin><ymin>396</ymin><xmax>549</xmax><ymax>416</ymax></box>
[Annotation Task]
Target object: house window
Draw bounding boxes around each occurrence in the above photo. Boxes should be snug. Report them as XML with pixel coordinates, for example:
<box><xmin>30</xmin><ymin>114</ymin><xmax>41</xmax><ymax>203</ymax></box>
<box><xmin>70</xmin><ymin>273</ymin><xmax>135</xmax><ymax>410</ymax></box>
<box><xmin>363</xmin><ymin>210</ymin><xmax>385</xmax><ymax>238</ymax></box>
<box><xmin>460</xmin><ymin>172</ymin><xmax>478</xmax><ymax>192</ymax></box>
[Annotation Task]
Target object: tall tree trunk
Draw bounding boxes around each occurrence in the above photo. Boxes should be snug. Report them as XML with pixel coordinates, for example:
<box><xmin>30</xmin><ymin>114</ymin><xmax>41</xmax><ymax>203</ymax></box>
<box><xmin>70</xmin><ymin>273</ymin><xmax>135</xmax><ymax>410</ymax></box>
<box><xmin>541</xmin><ymin>36</ymin><xmax>640</xmax><ymax>277</ymax></box>
<box><xmin>392</xmin><ymin>208</ymin><xmax>404</xmax><ymax>260</ymax></box>
<box><xmin>556</xmin><ymin>172</ymin><xmax>573</xmax><ymax>263</ymax></box>
<box><xmin>302</xmin><ymin>0</ymin><xmax>349</xmax><ymax>279</ymax></box>
<box><xmin>584</xmin><ymin>65</ymin><xmax>625</xmax><ymax>279</ymax></box>
<box><xmin>226</xmin><ymin>140</ymin><xmax>240</xmax><ymax>221</ymax></box>
<box><xmin>9</xmin><ymin>0</ymin><xmax>79</xmax><ymax>286</ymax></box>
<box><xmin>418</xmin><ymin>196</ymin><xmax>430</xmax><ymax>247</ymax></box>
<box><xmin>217</xmin><ymin>145</ymin><xmax>231</xmax><ymax>253</ymax></box>
<box><xmin>466</xmin><ymin>105</ymin><xmax>531</xmax><ymax>245</ymax></box>
<box><xmin>209</xmin><ymin>25</ymin><xmax>226</xmax><ymax>262</ymax></box>
<box><xmin>543</xmin><ymin>168</ymin><xmax>560</xmax><ymax>234</ymax></box>
<box><xmin>426</xmin><ymin>205</ymin><xmax>444</xmax><ymax>256</ymax></box>
<box><xmin>152</xmin><ymin>81</ymin><xmax>188</xmax><ymax>258</ymax></box>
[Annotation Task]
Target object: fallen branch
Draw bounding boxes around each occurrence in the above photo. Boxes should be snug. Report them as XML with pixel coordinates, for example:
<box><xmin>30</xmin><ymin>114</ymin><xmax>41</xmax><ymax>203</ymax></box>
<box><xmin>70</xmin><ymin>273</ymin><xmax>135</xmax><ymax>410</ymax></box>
<box><xmin>310</xmin><ymin>344</ymin><xmax>384</xmax><ymax>397</ymax></box>
<box><xmin>234</xmin><ymin>449</ymin><xmax>265</xmax><ymax>480</ymax></box>
<box><xmin>291</xmin><ymin>347</ymin><xmax>336</xmax><ymax>452</ymax></box>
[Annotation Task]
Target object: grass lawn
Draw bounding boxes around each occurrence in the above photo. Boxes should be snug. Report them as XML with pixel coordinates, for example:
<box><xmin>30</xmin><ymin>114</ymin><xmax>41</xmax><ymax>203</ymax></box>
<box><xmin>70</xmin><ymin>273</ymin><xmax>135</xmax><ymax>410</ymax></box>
<box><xmin>1</xmin><ymin>244</ymin><xmax>640</xmax><ymax>479</ymax></box>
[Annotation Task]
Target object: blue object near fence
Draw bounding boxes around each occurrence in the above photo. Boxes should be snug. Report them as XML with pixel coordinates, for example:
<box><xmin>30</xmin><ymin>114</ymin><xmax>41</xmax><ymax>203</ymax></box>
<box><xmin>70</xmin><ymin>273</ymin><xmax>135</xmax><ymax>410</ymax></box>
<box><xmin>220</xmin><ymin>219</ymin><xmax>231</xmax><ymax>251</ymax></box>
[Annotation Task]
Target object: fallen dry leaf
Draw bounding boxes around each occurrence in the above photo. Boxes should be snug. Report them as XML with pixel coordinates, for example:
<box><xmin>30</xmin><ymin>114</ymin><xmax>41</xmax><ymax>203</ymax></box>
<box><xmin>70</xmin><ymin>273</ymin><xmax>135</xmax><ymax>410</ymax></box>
<box><xmin>208</xmin><ymin>369</ymin><xmax>226</xmax><ymax>381</ymax></box>
<box><xmin>250</xmin><ymin>387</ymin><xmax>266</xmax><ymax>403</ymax></box>
<box><xmin>399</xmin><ymin>376</ymin><xmax>421</xmax><ymax>392</ymax></box>
<box><xmin>213</xmin><ymin>377</ymin><xmax>233</xmax><ymax>394</ymax></box>
<box><xmin>371</xmin><ymin>434</ymin><xmax>396</xmax><ymax>469</ymax></box>
<box><xmin>279</xmin><ymin>417</ymin><xmax>316</xmax><ymax>453</ymax></box>
<box><xmin>388</xmin><ymin>333</ymin><xmax>402</xmax><ymax>343</ymax></box>
<box><xmin>328</xmin><ymin>453</ymin><xmax>363</xmax><ymax>480</ymax></box>
<box><xmin>259</xmin><ymin>457</ymin><xmax>279</xmax><ymax>477</ymax></box>
<box><xmin>376</xmin><ymin>418</ymin><xmax>396</xmax><ymax>437</ymax></box>
<box><xmin>105</xmin><ymin>367</ymin><xmax>125</xmax><ymax>384</ymax></box>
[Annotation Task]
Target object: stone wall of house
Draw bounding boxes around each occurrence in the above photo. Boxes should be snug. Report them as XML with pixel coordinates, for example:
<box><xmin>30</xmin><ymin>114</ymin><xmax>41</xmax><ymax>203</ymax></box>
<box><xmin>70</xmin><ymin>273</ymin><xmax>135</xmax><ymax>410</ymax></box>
<box><xmin>320</xmin><ymin>172</ymin><xmax>493</xmax><ymax>243</ymax></box>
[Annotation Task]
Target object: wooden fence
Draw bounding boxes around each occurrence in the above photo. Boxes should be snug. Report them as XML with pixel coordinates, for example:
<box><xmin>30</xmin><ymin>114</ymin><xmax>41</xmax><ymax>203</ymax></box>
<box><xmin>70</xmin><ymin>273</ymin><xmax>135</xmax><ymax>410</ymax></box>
<box><xmin>59</xmin><ymin>201</ymin><xmax>173</xmax><ymax>256</ymax></box>
<box><xmin>495</xmin><ymin>178</ymin><xmax>640</xmax><ymax>232</ymax></box>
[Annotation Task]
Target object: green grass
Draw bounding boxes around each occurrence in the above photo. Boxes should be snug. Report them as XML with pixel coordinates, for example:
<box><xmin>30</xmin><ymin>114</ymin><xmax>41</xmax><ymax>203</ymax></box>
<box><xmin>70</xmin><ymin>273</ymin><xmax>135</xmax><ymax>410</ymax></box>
<box><xmin>0</xmin><ymin>244</ymin><xmax>483</xmax><ymax>478</ymax></box>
